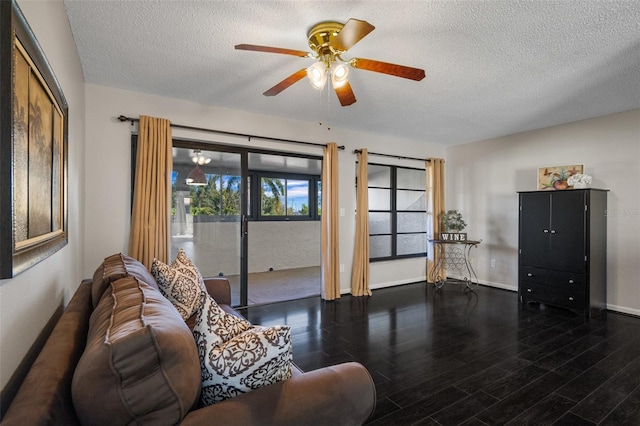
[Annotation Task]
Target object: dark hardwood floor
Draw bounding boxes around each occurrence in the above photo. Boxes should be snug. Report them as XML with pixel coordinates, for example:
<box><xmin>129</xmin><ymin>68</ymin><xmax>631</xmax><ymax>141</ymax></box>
<box><xmin>239</xmin><ymin>282</ymin><xmax>640</xmax><ymax>425</ymax></box>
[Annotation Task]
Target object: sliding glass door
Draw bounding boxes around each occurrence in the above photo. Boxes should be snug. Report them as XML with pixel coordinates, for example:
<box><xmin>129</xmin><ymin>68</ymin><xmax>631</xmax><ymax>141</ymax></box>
<box><xmin>246</xmin><ymin>153</ymin><xmax>322</xmax><ymax>305</ymax></box>
<box><xmin>170</xmin><ymin>143</ymin><xmax>322</xmax><ymax>307</ymax></box>
<box><xmin>171</xmin><ymin>144</ymin><xmax>247</xmax><ymax>306</ymax></box>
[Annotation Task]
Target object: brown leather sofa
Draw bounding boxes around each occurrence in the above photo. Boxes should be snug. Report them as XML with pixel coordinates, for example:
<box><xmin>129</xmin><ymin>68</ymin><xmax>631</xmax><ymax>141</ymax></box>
<box><xmin>3</xmin><ymin>254</ymin><xmax>376</xmax><ymax>425</ymax></box>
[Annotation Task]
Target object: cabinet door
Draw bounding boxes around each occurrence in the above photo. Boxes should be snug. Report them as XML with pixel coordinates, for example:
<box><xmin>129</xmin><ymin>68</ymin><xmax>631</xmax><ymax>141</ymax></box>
<box><xmin>519</xmin><ymin>192</ymin><xmax>551</xmax><ymax>267</ymax></box>
<box><xmin>550</xmin><ymin>191</ymin><xmax>586</xmax><ymax>273</ymax></box>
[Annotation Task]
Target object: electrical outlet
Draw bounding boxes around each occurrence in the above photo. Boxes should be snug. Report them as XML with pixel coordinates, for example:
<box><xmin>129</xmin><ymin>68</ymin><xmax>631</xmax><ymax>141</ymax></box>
<box><xmin>340</xmin><ymin>264</ymin><xmax>345</xmax><ymax>273</ymax></box>
<box><xmin>491</xmin><ymin>259</ymin><xmax>496</xmax><ymax>268</ymax></box>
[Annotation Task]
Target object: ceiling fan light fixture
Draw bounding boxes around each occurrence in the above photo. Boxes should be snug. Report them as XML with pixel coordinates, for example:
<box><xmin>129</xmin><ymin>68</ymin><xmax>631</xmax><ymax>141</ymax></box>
<box><xmin>191</xmin><ymin>149</ymin><xmax>211</xmax><ymax>165</ymax></box>
<box><xmin>307</xmin><ymin>61</ymin><xmax>328</xmax><ymax>90</ymax></box>
<box><xmin>331</xmin><ymin>63</ymin><xmax>349</xmax><ymax>88</ymax></box>
<box><xmin>237</xmin><ymin>18</ymin><xmax>425</xmax><ymax>105</ymax></box>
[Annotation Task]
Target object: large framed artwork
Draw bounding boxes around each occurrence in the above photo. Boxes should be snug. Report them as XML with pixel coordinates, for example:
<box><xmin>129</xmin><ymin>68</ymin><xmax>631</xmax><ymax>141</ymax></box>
<box><xmin>537</xmin><ymin>164</ymin><xmax>583</xmax><ymax>191</ymax></box>
<box><xmin>1</xmin><ymin>0</ymin><xmax>68</xmax><ymax>278</ymax></box>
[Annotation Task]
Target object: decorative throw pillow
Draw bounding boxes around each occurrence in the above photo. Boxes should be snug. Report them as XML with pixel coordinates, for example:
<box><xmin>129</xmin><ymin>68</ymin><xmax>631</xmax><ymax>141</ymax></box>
<box><xmin>195</xmin><ymin>323</ymin><xmax>293</xmax><ymax>405</ymax></box>
<box><xmin>172</xmin><ymin>249</ymin><xmax>206</xmax><ymax>292</ymax></box>
<box><xmin>193</xmin><ymin>292</ymin><xmax>252</xmax><ymax>347</ymax></box>
<box><xmin>151</xmin><ymin>257</ymin><xmax>203</xmax><ymax>320</ymax></box>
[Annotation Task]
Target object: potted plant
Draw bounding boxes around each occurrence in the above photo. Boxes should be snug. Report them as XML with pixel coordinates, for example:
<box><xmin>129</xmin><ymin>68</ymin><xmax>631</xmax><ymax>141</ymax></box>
<box><xmin>441</xmin><ymin>209</ymin><xmax>467</xmax><ymax>232</ymax></box>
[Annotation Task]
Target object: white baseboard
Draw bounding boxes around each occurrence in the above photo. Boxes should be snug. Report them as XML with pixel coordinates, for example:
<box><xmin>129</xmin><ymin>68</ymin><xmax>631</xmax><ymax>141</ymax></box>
<box><xmin>606</xmin><ymin>303</ymin><xmax>640</xmax><ymax>317</ymax></box>
<box><xmin>477</xmin><ymin>280</ymin><xmax>518</xmax><ymax>292</ymax></box>
<box><xmin>369</xmin><ymin>277</ymin><xmax>427</xmax><ymax>291</ymax></box>
<box><xmin>446</xmin><ymin>274</ymin><xmax>517</xmax><ymax>292</ymax></box>
<box><xmin>341</xmin><ymin>276</ymin><xmax>427</xmax><ymax>294</ymax></box>
<box><xmin>343</xmin><ymin>279</ymin><xmax>638</xmax><ymax>318</ymax></box>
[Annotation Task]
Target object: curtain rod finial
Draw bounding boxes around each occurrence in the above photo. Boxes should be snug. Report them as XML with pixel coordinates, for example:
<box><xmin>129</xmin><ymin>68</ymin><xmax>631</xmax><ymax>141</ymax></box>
<box><xmin>118</xmin><ymin>115</ymin><xmax>135</xmax><ymax>126</ymax></box>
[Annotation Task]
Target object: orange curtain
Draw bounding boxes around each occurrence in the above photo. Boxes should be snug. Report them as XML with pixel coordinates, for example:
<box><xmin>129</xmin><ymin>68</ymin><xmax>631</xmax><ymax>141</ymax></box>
<box><xmin>351</xmin><ymin>150</ymin><xmax>371</xmax><ymax>297</ymax></box>
<box><xmin>128</xmin><ymin>115</ymin><xmax>172</xmax><ymax>268</ymax></box>
<box><xmin>426</xmin><ymin>158</ymin><xmax>445</xmax><ymax>282</ymax></box>
<box><xmin>321</xmin><ymin>142</ymin><xmax>340</xmax><ymax>300</ymax></box>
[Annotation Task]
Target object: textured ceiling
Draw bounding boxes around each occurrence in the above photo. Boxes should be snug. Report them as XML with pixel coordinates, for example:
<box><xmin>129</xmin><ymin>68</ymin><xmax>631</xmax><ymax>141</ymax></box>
<box><xmin>63</xmin><ymin>0</ymin><xmax>640</xmax><ymax>146</ymax></box>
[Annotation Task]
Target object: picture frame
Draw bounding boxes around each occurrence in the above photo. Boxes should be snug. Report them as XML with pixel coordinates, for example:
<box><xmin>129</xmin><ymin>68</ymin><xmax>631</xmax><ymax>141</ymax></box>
<box><xmin>1</xmin><ymin>0</ymin><xmax>68</xmax><ymax>279</ymax></box>
<box><xmin>537</xmin><ymin>164</ymin><xmax>583</xmax><ymax>191</ymax></box>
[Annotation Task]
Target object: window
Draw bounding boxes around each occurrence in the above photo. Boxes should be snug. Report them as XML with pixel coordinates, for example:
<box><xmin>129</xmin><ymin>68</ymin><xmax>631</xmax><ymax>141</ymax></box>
<box><xmin>365</xmin><ymin>164</ymin><xmax>427</xmax><ymax>261</ymax></box>
<box><xmin>253</xmin><ymin>172</ymin><xmax>321</xmax><ymax>221</ymax></box>
<box><xmin>189</xmin><ymin>174</ymin><xmax>241</xmax><ymax>216</ymax></box>
<box><xmin>171</xmin><ymin>170</ymin><xmax>241</xmax><ymax>221</ymax></box>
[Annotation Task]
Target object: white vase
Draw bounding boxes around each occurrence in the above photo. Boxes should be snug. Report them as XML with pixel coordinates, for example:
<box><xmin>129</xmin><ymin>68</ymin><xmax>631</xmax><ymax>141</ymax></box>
<box><xmin>573</xmin><ymin>182</ymin><xmax>587</xmax><ymax>189</ymax></box>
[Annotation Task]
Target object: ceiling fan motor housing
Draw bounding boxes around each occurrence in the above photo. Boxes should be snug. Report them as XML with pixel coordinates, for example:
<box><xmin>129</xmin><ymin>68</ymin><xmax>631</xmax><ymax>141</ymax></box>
<box><xmin>308</xmin><ymin>21</ymin><xmax>345</xmax><ymax>56</ymax></box>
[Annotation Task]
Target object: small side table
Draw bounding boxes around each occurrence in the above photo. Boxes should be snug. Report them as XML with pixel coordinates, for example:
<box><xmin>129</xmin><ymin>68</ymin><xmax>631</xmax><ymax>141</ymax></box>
<box><xmin>429</xmin><ymin>239</ymin><xmax>481</xmax><ymax>290</ymax></box>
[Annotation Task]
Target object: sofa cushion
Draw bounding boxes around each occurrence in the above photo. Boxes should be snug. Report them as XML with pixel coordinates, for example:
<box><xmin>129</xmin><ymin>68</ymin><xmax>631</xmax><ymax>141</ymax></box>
<box><xmin>193</xmin><ymin>294</ymin><xmax>292</xmax><ymax>405</ymax></box>
<box><xmin>91</xmin><ymin>253</ymin><xmax>159</xmax><ymax>308</ymax></box>
<box><xmin>72</xmin><ymin>276</ymin><xmax>201</xmax><ymax>426</ymax></box>
<box><xmin>151</xmin><ymin>255</ymin><xmax>206</xmax><ymax>320</ymax></box>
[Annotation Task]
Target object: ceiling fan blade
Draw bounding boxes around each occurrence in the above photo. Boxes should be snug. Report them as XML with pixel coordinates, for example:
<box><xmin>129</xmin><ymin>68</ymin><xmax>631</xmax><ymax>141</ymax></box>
<box><xmin>263</xmin><ymin>69</ymin><xmax>308</xmax><ymax>96</ymax></box>
<box><xmin>334</xmin><ymin>81</ymin><xmax>357</xmax><ymax>106</ymax></box>
<box><xmin>235</xmin><ymin>44</ymin><xmax>311</xmax><ymax>58</ymax></box>
<box><xmin>350</xmin><ymin>58</ymin><xmax>426</xmax><ymax>81</ymax></box>
<box><xmin>331</xmin><ymin>19</ymin><xmax>375</xmax><ymax>52</ymax></box>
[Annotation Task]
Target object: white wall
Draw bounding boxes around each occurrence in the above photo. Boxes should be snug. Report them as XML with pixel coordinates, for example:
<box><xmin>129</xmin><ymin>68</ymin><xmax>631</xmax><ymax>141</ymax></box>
<box><xmin>171</xmin><ymin>221</ymin><xmax>321</xmax><ymax>278</ymax></box>
<box><xmin>0</xmin><ymin>1</ymin><xmax>85</xmax><ymax>390</ymax></box>
<box><xmin>446</xmin><ymin>109</ymin><xmax>640</xmax><ymax>315</ymax></box>
<box><xmin>248</xmin><ymin>222</ymin><xmax>321</xmax><ymax>272</ymax></box>
<box><xmin>84</xmin><ymin>84</ymin><xmax>445</xmax><ymax>294</ymax></box>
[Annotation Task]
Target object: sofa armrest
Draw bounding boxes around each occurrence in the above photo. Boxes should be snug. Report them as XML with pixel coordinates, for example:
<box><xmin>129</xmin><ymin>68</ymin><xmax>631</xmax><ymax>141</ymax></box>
<box><xmin>203</xmin><ymin>277</ymin><xmax>232</xmax><ymax>306</ymax></box>
<box><xmin>181</xmin><ymin>362</ymin><xmax>376</xmax><ymax>426</ymax></box>
<box><xmin>3</xmin><ymin>280</ymin><xmax>93</xmax><ymax>426</ymax></box>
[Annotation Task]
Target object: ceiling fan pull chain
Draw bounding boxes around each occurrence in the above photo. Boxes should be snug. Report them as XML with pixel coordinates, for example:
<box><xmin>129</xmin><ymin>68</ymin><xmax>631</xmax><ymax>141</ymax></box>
<box><xmin>326</xmin><ymin>83</ymin><xmax>332</xmax><ymax>131</ymax></box>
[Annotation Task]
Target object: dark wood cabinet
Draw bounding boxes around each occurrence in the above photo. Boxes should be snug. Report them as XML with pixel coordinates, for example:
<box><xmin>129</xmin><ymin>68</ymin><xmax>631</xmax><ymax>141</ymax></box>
<box><xmin>518</xmin><ymin>189</ymin><xmax>608</xmax><ymax>318</ymax></box>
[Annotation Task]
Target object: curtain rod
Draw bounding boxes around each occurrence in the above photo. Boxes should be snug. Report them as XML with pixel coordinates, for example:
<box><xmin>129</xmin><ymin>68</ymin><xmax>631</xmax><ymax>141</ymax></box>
<box><xmin>117</xmin><ymin>115</ymin><xmax>345</xmax><ymax>150</ymax></box>
<box><xmin>353</xmin><ymin>149</ymin><xmax>431</xmax><ymax>162</ymax></box>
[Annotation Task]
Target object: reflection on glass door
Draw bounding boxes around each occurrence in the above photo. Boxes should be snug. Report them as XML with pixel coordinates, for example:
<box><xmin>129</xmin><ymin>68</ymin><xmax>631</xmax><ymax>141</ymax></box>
<box><xmin>246</xmin><ymin>153</ymin><xmax>322</xmax><ymax>305</ymax></box>
<box><xmin>170</xmin><ymin>146</ymin><xmax>244</xmax><ymax>306</ymax></box>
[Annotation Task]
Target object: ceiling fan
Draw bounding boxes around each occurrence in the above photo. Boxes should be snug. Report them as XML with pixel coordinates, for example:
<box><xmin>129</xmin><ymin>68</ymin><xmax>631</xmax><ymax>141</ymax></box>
<box><xmin>235</xmin><ymin>18</ymin><xmax>426</xmax><ymax>107</ymax></box>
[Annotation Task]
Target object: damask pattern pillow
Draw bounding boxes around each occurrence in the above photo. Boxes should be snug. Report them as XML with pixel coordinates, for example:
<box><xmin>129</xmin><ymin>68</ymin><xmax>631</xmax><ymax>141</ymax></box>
<box><xmin>151</xmin><ymin>257</ymin><xmax>203</xmax><ymax>320</ymax></box>
<box><xmin>192</xmin><ymin>294</ymin><xmax>292</xmax><ymax>405</ymax></box>
<box><xmin>193</xmin><ymin>292</ymin><xmax>252</xmax><ymax>347</ymax></box>
<box><xmin>172</xmin><ymin>249</ymin><xmax>206</xmax><ymax>292</ymax></box>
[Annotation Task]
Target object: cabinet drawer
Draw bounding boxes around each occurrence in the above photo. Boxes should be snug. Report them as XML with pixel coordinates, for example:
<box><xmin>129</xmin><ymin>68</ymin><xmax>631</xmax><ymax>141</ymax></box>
<box><xmin>520</xmin><ymin>283</ymin><xmax>585</xmax><ymax>310</ymax></box>
<box><xmin>520</xmin><ymin>266</ymin><xmax>586</xmax><ymax>290</ymax></box>
<box><xmin>519</xmin><ymin>266</ymin><xmax>547</xmax><ymax>284</ymax></box>
<box><xmin>547</xmin><ymin>270</ymin><xmax>586</xmax><ymax>290</ymax></box>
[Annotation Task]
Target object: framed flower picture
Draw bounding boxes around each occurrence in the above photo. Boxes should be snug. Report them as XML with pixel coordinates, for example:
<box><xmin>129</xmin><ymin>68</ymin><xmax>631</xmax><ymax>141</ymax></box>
<box><xmin>537</xmin><ymin>164</ymin><xmax>584</xmax><ymax>190</ymax></box>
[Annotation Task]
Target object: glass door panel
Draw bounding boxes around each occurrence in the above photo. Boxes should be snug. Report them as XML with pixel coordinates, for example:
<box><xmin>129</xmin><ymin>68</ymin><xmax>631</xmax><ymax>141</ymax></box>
<box><xmin>247</xmin><ymin>152</ymin><xmax>321</xmax><ymax>305</ymax></box>
<box><xmin>171</xmin><ymin>146</ymin><xmax>244</xmax><ymax>306</ymax></box>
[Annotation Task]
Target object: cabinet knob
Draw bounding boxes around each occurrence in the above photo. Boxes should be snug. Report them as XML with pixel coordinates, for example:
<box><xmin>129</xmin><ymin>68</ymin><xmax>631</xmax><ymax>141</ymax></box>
<box><xmin>568</xmin><ymin>279</ymin><xmax>574</xmax><ymax>284</ymax></box>
<box><xmin>527</xmin><ymin>273</ymin><xmax>533</xmax><ymax>277</ymax></box>
<box><xmin>550</xmin><ymin>230</ymin><xmax>557</xmax><ymax>234</ymax></box>
<box><xmin>527</xmin><ymin>288</ymin><xmax>532</xmax><ymax>293</ymax></box>
<box><xmin>568</xmin><ymin>297</ymin><xmax>574</xmax><ymax>301</ymax></box>
<box><xmin>543</xmin><ymin>229</ymin><xmax>549</xmax><ymax>233</ymax></box>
